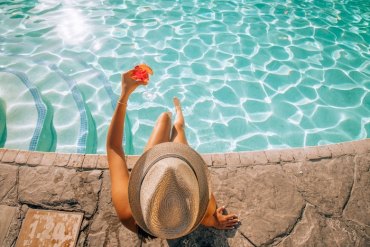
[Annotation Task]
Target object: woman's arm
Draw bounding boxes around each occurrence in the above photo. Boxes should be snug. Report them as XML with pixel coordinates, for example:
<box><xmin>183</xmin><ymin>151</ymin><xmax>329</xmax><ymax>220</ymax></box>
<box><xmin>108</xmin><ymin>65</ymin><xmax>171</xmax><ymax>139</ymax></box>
<box><xmin>106</xmin><ymin>69</ymin><xmax>149</xmax><ymax>233</ymax></box>
<box><xmin>201</xmin><ymin>194</ymin><xmax>239</xmax><ymax>229</ymax></box>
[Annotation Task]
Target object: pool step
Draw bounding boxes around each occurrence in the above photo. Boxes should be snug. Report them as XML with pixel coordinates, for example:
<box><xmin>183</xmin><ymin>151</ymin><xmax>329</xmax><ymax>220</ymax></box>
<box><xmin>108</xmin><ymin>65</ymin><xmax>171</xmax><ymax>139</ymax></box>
<box><xmin>0</xmin><ymin>69</ymin><xmax>54</xmax><ymax>151</ymax></box>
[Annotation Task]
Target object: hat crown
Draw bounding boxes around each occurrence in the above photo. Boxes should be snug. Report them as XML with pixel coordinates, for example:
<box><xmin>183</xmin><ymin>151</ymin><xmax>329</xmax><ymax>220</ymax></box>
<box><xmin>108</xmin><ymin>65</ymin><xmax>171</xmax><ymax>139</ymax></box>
<box><xmin>140</xmin><ymin>157</ymin><xmax>199</xmax><ymax>238</ymax></box>
<box><xmin>128</xmin><ymin>142</ymin><xmax>210</xmax><ymax>239</ymax></box>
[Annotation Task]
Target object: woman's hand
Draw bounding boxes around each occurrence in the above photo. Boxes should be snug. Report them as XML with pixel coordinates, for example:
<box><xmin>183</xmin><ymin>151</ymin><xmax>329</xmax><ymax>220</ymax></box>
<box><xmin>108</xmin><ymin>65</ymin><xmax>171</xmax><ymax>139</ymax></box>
<box><xmin>121</xmin><ymin>65</ymin><xmax>152</xmax><ymax>98</ymax></box>
<box><xmin>213</xmin><ymin>206</ymin><xmax>239</xmax><ymax>230</ymax></box>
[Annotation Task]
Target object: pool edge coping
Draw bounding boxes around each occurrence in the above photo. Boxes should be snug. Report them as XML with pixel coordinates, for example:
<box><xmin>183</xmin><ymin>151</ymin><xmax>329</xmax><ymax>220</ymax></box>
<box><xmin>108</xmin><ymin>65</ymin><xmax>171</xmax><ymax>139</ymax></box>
<box><xmin>0</xmin><ymin>138</ymin><xmax>369</xmax><ymax>170</ymax></box>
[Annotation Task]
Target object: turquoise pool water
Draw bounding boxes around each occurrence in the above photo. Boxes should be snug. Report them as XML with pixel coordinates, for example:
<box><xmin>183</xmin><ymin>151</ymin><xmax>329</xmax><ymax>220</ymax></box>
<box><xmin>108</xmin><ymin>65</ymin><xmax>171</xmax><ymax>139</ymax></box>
<box><xmin>0</xmin><ymin>0</ymin><xmax>369</xmax><ymax>154</ymax></box>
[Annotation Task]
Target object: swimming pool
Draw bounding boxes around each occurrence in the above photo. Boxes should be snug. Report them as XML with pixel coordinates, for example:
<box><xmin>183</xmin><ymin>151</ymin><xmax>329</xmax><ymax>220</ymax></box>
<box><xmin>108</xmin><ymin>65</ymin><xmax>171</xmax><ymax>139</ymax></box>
<box><xmin>0</xmin><ymin>0</ymin><xmax>369</xmax><ymax>154</ymax></box>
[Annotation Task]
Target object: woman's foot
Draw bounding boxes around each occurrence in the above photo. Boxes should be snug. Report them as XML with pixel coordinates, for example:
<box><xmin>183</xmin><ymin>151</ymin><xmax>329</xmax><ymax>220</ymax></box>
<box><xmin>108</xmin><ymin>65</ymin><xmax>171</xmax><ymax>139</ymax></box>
<box><xmin>170</xmin><ymin>97</ymin><xmax>188</xmax><ymax>144</ymax></box>
<box><xmin>173</xmin><ymin>97</ymin><xmax>184</xmax><ymax>127</ymax></box>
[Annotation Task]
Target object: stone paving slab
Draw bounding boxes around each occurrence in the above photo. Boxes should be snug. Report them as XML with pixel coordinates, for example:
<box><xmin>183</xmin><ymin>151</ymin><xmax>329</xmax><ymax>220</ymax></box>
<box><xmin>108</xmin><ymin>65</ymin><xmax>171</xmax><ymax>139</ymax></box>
<box><xmin>40</xmin><ymin>152</ymin><xmax>57</xmax><ymax>166</ymax></box>
<box><xmin>83</xmin><ymin>154</ymin><xmax>98</xmax><ymax>169</ymax></box>
<box><xmin>18</xmin><ymin>166</ymin><xmax>102</xmax><ymax>217</ymax></box>
<box><xmin>2</xmin><ymin>149</ymin><xmax>19</xmax><ymax>163</ymax></box>
<box><xmin>344</xmin><ymin>154</ymin><xmax>370</xmax><ymax>232</ymax></box>
<box><xmin>0</xmin><ymin>163</ymin><xmax>18</xmax><ymax>205</ymax></box>
<box><xmin>54</xmin><ymin>153</ymin><xmax>71</xmax><ymax>167</ymax></box>
<box><xmin>283</xmin><ymin>156</ymin><xmax>354</xmax><ymax>217</ymax></box>
<box><xmin>15</xmin><ymin>209</ymin><xmax>83</xmax><ymax>247</ymax></box>
<box><xmin>0</xmin><ymin>139</ymin><xmax>369</xmax><ymax>246</ymax></box>
<box><xmin>14</xmin><ymin>150</ymin><xmax>30</xmax><ymax>165</ymax></box>
<box><xmin>0</xmin><ymin>205</ymin><xmax>17</xmax><ymax>246</ymax></box>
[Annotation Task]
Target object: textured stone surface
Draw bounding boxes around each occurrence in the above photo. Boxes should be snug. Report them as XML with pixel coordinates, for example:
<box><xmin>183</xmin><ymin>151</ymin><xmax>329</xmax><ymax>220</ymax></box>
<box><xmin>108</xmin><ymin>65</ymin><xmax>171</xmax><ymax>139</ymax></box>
<box><xmin>225</xmin><ymin>153</ymin><xmax>240</xmax><ymax>166</ymax></box>
<box><xmin>317</xmin><ymin>145</ymin><xmax>332</xmax><ymax>158</ymax></box>
<box><xmin>0</xmin><ymin>205</ymin><xmax>17</xmax><ymax>246</ymax></box>
<box><xmin>27</xmin><ymin>151</ymin><xmax>44</xmax><ymax>166</ymax></box>
<box><xmin>290</xmin><ymin>148</ymin><xmax>306</xmax><ymax>161</ymax></box>
<box><xmin>344</xmin><ymin>154</ymin><xmax>370</xmax><ymax>229</ymax></box>
<box><xmin>87</xmin><ymin>172</ymin><xmax>166</xmax><ymax>247</ymax></box>
<box><xmin>126</xmin><ymin>155</ymin><xmax>139</xmax><ymax>170</ymax></box>
<box><xmin>0</xmin><ymin>139</ymin><xmax>369</xmax><ymax>246</ymax></box>
<box><xmin>280</xmin><ymin>149</ymin><xmax>294</xmax><ymax>162</ymax></box>
<box><xmin>253</xmin><ymin>151</ymin><xmax>268</xmax><ymax>165</ymax></box>
<box><xmin>0</xmin><ymin>149</ymin><xmax>6</xmax><ymax>160</ymax></box>
<box><xmin>18</xmin><ymin>166</ymin><xmax>102</xmax><ymax>217</ymax></box>
<box><xmin>212</xmin><ymin>153</ymin><xmax>226</xmax><ymax>166</ymax></box>
<box><xmin>210</xmin><ymin>166</ymin><xmax>305</xmax><ymax>246</ymax></box>
<box><xmin>277</xmin><ymin>204</ymin><xmax>368</xmax><ymax>246</ymax></box>
<box><xmin>2</xmin><ymin>149</ymin><xmax>19</xmax><ymax>163</ymax></box>
<box><xmin>239</xmin><ymin>152</ymin><xmax>254</xmax><ymax>165</ymax></box>
<box><xmin>40</xmin><ymin>152</ymin><xmax>57</xmax><ymax>166</ymax></box>
<box><xmin>327</xmin><ymin>143</ymin><xmax>345</xmax><ymax>157</ymax></box>
<box><xmin>68</xmin><ymin>154</ymin><xmax>85</xmax><ymax>168</ymax></box>
<box><xmin>0</xmin><ymin>163</ymin><xmax>18</xmax><ymax>204</ymax></box>
<box><xmin>15</xmin><ymin>150</ymin><xmax>30</xmax><ymax>164</ymax></box>
<box><xmin>265</xmin><ymin>150</ymin><xmax>280</xmax><ymax>163</ymax></box>
<box><xmin>304</xmin><ymin>146</ymin><xmax>319</xmax><ymax>160</ymax></box>
<box><xmin>283</xmin><ymin>156</ymin><xmax>354</xmax><ymax>216</ymax></box>
<box><xmin>83</xmin><ymin>154</ymin><xmax>98</xmax><ymax>169</ymax></box>
<box><xmin>96</xmin><ymin>155</ymin><xmax>108</xmax><ymax>169</ymax></box>
<box><xmin>54</xmin><ymin>153</ymin><xmax>71</xmax><ymax>167</ymax></box>
<box><xmin>201</xmin><ymin>154</ymin><xmax>212</xmax><ymax>167</ymax></box>
<box><xmin>16</xmin><ymin>209</ymin><xmax>83</xmax><ymax>247</ymax></box>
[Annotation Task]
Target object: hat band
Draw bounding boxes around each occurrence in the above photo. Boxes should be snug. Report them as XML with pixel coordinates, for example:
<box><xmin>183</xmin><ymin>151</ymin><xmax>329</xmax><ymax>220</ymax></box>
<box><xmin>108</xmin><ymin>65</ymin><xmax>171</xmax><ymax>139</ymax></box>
<box><xmin>139</xmin><ymin>153</ymin><xmax>199</xmax><ymax>188</ymax></box>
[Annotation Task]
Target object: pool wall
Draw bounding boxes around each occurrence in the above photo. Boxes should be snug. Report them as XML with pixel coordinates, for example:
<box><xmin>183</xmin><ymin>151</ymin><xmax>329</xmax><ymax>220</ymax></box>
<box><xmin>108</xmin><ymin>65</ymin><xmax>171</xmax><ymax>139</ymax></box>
<box><xmin>0</xmin><ymin>139</ymin><xmax>369</xmax><ymax>246</ymax></box>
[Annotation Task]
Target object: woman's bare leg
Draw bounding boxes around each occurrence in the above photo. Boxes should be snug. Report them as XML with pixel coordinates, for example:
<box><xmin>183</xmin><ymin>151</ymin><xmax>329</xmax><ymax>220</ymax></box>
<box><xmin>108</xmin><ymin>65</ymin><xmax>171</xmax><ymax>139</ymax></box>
<box><xmin>170</xmin><ymin>97</ymin><xmax>189</xmax><ymax>145</ymax></box>
<box><xmin>144</xmin><ymin>112</ymin><xmax>172</xmax><ymax>151</ymax></box>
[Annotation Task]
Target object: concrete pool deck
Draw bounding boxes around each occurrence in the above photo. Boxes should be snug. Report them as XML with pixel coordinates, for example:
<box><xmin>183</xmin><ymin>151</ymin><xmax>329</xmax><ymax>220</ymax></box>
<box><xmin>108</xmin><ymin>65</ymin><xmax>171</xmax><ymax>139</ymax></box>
<box><xmin>0</xmin><ymin>139</ymin><xmax>369</xmax><ymax>246</ymax></box>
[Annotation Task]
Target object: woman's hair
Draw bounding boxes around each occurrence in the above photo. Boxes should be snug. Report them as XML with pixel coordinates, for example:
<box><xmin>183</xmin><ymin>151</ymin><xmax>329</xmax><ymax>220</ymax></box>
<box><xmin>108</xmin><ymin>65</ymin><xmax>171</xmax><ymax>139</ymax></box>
<box><xmin>138</xmin><ymin>226</ymin><xmax>157</xmax><ymax>243</ymax></box>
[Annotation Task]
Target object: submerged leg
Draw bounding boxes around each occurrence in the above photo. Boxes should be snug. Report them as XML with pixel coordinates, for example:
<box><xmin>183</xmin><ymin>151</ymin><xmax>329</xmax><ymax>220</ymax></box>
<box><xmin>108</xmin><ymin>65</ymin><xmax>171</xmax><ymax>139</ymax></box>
<box><xmin>170</xmin><ymin>97</ymin><xmax>189</xmax><ymax>145</ymax></box>
<box><xmin>144</xmin><ymin>112</ymin><xmax>172</xmax><ymax>151</ymax></box>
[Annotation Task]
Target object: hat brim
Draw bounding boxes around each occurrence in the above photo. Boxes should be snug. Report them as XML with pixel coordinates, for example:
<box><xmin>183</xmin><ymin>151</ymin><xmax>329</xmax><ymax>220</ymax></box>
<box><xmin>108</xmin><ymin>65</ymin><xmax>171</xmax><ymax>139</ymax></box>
<box><xmin>128</xmin><ymin>142</ymin><xmax>210</xmax><ymax>239</ymax></box>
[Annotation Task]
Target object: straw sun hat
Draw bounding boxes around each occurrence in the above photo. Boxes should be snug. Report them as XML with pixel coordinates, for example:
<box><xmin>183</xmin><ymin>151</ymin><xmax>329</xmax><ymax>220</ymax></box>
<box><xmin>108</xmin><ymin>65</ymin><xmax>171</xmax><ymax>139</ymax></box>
<box><xmin>128</xmin><ymin>142</ymin><xmax>211</xmax><ymax>239</ymax></box>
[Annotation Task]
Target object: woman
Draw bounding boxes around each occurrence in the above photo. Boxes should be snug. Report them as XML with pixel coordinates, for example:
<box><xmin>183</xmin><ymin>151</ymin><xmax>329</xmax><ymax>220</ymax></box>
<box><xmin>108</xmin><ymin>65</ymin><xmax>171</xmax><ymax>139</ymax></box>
<box><xmin>106</xmin><ymin>65</ymin><xmax>239</xmax><ymax>242</ymax></box>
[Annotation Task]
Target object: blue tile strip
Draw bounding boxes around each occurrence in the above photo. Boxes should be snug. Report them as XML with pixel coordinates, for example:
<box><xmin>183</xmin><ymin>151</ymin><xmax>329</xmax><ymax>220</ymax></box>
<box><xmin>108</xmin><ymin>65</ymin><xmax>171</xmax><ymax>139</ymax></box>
<box><xmin>49</xmin><ymin>64</ymin><xmax>88</xmax><ymax>154</ymax></box>
<box><xmin>0</xmin><ymin>68</ymin><xmax>47</xmax><ymax>151</ymax></box>
<box><xmin>76</xmin><ymin>60</ymin><xmax>134</xmax><ymax>154</ymax></box>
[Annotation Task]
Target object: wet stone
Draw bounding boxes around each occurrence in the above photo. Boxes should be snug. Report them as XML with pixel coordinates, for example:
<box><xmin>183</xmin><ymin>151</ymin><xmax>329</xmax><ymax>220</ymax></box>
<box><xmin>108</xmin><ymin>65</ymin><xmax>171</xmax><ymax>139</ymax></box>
<box><xmin>18</xmin><ymin>166</ymin><xmax>102</xmax><ymax>217</ymax></box>
<box><xmin>283</xmin><ymin>156</ymin><xmax>354</xmax><ymax>216</ymax></box>
<box><xmin>210</xmin><ymin>166</ymin><xmax>305</xmax><ymax>246</ymax></box>
<box><xmin>0</xmin><ymin>163</ymin><xmax>18</xmax><ymax>204</ymax></box>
